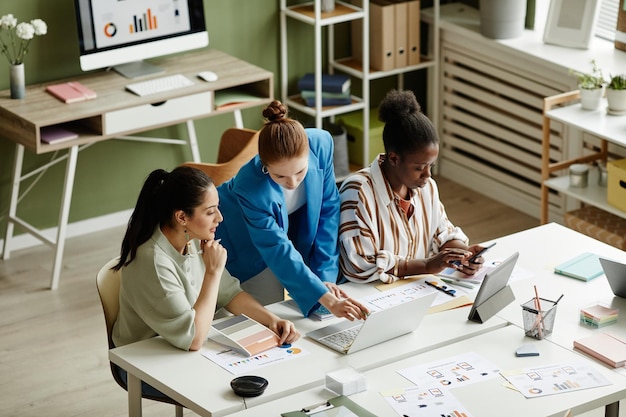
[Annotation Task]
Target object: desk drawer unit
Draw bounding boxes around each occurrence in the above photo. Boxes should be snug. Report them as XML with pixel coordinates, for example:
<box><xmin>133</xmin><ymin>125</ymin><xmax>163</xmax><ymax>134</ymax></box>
<box><xmin>103</xmin><ymin>91</ymin><xmax>213</xmax><ymax>135</ymax></box>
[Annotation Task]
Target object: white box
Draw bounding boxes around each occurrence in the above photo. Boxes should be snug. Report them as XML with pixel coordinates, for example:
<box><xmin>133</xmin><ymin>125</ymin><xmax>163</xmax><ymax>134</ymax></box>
<box><xmin>325</xmin><ymin>367</ymin><xmax>367</xmax><ymax>396</ymax></box>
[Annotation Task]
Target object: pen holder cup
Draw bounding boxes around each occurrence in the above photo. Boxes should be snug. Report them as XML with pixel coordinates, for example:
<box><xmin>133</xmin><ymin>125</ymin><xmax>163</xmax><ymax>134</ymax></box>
<box><xmin>521</xmin><ymin>298</ymin><xmax>558</xmax><ymax>340</ymax></box>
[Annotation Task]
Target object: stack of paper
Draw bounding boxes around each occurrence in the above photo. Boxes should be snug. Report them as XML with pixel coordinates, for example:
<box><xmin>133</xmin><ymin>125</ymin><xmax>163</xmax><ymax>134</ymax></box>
<box><xmin>579</xmin><ymin>304</ymin><xmax>619</xmax><ymax>328</ymax></box>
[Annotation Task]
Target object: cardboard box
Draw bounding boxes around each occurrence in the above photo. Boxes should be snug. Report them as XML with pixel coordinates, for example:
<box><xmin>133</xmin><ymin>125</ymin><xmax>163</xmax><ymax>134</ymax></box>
<box><xmin>608</xmin><ymin>158</ymin><xmax>626</xmax><ymax>213</ymax></box>
<box><xmin>564</xmin><ymin>205</ymin><xmax>626</xmax><ymax>251</ymax></box>
<box><xmin>337</xmin><ymin>111</ymin><xmax>385</xmax><ymax>166</ymax></box>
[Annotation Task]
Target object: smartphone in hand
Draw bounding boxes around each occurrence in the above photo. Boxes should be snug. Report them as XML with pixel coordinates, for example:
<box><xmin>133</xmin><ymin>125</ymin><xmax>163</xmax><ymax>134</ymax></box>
<box><xmin>453</xmin><ymin>242</ymin><xmax>496</xmax><ymax>266</ymax></box>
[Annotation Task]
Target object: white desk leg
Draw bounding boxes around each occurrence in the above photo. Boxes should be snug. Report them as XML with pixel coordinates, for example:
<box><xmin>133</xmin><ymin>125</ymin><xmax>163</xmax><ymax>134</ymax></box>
<box><xmin>233</xmin><ymin>109</ymin><xmax>243</xmax><ymax>128</ymax></box>
<box><xmin>186</xmin><ymin>120</ymin><xmax>201</xmax><ymax>163</ymax></box>
<box><xmin>127</xmin><ymin>373</ymin><xmax>143</xmax><ymax>417</ymax></box>
<box><xmin>2</xmin><ymin>144</ymin><xmax>24</xmax><ymax>260</ymax></box>
<box><xmin>49</xmin><ymin>145</ymin><xmax>78</xmax><ymax>290</ymax></box>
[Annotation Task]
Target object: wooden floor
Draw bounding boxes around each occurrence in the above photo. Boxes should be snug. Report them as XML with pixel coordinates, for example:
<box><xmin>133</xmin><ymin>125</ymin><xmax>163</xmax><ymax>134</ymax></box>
<box><xmin>0</xmin><ymin>176</ymin><xmax>614</xmax><ymax>417</ymax></box>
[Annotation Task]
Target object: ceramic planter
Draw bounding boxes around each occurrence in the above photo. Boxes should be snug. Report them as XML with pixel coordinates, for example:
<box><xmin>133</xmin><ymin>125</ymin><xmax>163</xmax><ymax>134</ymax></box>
<box><xmin>579</xmin><ymin>86</ymin><xmax>605</xmax><ymax>111</ymax></box>
<box><xmin>606</xmin><ymin>88</ymin><xmax>626</xmax><ymax>114</ymax></box>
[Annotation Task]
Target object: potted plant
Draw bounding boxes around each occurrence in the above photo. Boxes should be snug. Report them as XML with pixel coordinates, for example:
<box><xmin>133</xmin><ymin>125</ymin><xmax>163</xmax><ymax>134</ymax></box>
<box><xmin>569</xmin><ymin>60</ymin><xmax>605</xmax><ymax>110</ymax></box>
<box><xmin>606</xmin><ymin>74</ymin><xmax>626</xmax><ymax>115</ymax></box>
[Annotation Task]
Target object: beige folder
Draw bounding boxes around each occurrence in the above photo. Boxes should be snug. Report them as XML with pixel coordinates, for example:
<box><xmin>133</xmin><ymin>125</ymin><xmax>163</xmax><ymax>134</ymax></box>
<box><xmin>407</xmin><ymin>0</ymin><xmax>420</xmax><ymax>65</ymax></box>
<box><xmin>369</xmin><ymin>0</ymin><xmax>395</xmax><ymax>72</ymax></box>
<box><xmin>392</xmin><ymin>0</ymin><xmax>408</xmax><ymax>68</ymax></box>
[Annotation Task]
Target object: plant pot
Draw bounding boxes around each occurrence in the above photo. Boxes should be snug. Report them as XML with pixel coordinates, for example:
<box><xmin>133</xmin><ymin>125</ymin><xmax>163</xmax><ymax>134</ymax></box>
<box><xmin>579</xmin><ymin>86</ymin><xmax>604</xmax><ymax>111</ymax></box>
<box><xmin>606</xmin><ymin>88</ymin><xmax>626</xmax><ymax>114</ymax></box>
<box><xmin>9</xmin><ymin>63</ymin><xmax>25</xmax><ymax>99</ymax></box>
<box><xmin>479</xmin><ymin>0</ymin><xmax>527</xmax><ymax>39</ymax></box>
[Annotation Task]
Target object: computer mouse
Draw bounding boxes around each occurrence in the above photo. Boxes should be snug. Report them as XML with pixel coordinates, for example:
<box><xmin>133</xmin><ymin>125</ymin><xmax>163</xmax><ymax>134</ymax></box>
<box><xmin>197</xmin><ymin>71</ymin><xmax>218</xmax><ymax>82</ymax></box>
<box><xmin>230</xmin><ymin>375</ymin><xmax>268</xmax><ymax>397</ymax></box>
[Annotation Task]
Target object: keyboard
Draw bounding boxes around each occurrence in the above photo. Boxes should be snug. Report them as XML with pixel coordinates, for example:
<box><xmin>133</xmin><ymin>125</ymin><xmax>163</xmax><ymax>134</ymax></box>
<box><xmin>319</xmin><ymin>324</ymin><xmax>361</xmax><ymax>352</ymax></box>
<box><xmin>125</xmin><ymin>74</ymin><xmax>194</xmax><ymax>97</ymax></box>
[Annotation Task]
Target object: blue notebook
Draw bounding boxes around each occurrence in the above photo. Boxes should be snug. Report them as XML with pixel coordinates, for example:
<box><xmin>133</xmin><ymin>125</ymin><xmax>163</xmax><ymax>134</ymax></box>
<box><xmin>554</xmin><ymin>252</ymin><xmax>604</xmax><ymax>281</ymax></box>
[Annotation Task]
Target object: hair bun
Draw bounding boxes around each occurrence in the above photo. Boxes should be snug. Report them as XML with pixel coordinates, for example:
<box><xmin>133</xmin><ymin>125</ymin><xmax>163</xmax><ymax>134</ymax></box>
<box><xmin>378</xmin><ymin>89</ymin><xmax>421</xmax><ymax>123</ymax></box>
<box><xmin>262</xmin><ymin>100</ymin><xmax>288</xmax><ymax>122</ymax></box>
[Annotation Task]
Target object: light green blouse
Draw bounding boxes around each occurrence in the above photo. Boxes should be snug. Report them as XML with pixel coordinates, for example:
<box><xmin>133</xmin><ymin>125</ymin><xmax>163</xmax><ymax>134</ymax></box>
<box><xmin>112</xmin><ymin>227</ymin><xmax>243</xmax><ymax>350</ymax></box>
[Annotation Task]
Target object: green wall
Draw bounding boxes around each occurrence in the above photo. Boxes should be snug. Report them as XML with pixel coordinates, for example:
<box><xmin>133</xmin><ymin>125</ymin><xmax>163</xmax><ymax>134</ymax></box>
<box><xmin>0</xmin><ymin>0</ymin><xmax>283</xmax><ymax>234</ymax></box>
<box><xmin>0</xmin><ymin>0</ymin><xmax>430</xmax><ymax>236</ymax></box>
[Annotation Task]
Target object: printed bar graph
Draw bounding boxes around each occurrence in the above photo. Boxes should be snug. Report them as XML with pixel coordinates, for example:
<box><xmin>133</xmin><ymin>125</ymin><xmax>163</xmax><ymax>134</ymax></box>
<box><xmin>129</xmin><ymin>8</ymin><xmax>158</xmax><ymax>33</ymax></box>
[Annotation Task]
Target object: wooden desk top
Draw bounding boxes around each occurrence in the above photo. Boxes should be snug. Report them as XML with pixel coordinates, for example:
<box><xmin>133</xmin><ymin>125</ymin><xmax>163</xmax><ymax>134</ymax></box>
<box><xmin>0</xmin><ymin>49</ymin><xmax>273</xmax><ymax>154</ymax></box>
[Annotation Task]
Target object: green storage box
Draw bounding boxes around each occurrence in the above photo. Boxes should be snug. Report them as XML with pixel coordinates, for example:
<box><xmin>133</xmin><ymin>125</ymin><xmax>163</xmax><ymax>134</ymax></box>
<box><xmin>337</xmin><ymin>111</ymin><xmax>385</xmax><ymax>167</ymax></box>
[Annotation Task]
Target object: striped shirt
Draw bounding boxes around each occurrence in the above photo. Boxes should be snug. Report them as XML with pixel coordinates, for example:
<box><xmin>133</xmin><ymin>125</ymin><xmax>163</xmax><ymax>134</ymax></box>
<box><xmin>339</xmin><ymin>155</ymin><xmax>468</xmax><ymax>284</ymax></box>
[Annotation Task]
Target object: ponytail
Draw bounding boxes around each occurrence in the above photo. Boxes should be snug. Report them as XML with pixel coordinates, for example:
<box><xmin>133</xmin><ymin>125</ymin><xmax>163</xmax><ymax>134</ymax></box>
<box><xmin>112</xmin><ymin>166</ymin><xmax>213</xmax><ymax>271</ymax></box>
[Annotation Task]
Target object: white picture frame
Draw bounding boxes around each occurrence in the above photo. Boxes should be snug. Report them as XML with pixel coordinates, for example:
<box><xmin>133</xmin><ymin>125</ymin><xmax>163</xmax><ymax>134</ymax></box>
<box><xmin>543</xmin><ymin>0</ymin><xmax>600</xmax><ymax>49</ymax></box>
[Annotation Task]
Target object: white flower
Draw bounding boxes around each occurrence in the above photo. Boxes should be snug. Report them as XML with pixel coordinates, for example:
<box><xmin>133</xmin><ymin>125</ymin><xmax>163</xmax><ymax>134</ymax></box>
<box><xmin>0</xmin><ymin>14</ymin><xmax>47</xmax><ymax>65</ymax></box>
<box><xmin>0</xmin><ymin>14</ymin><xmax>17</xmax><ymax>29</ymax></box>
<box><xmin>31</xmin><ymin>19</ymin><xmax>47</xmax><ymax>36</ymax></box>
<box><xmin>16</xmin><ymin>22</ymin><xmax>34</xmax><ymax>40</ymax></box>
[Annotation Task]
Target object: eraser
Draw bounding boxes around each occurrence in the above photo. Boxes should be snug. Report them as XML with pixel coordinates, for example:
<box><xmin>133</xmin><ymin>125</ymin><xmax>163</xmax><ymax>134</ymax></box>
<box><xmin>325</xmin><ymin>367</ymin><xmax>366</xmax><ymax>396</ymax></box>
<box><xmin>515</xmin><ymin>343</ymin><xmax>540</xmax><ymax>357</ymax></box>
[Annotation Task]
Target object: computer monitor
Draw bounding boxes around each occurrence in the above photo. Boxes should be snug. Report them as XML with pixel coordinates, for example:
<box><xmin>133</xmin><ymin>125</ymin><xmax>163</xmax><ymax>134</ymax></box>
<box><xmin>74</xmin><ymin>0</ymin><xmax>209</xmax><ymax>78</ymax></box>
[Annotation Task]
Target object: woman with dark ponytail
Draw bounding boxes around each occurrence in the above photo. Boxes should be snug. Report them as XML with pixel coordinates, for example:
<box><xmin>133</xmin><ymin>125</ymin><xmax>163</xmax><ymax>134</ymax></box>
<box><xmin>216</xmin><ymin>100</ymin><xmax>369</xmax><ymax>320</ymax></box>
<box><xmin>112</xmin><ymin>166</ymin><xmax>299</xmax><ymax>352</ymax></box>
<box><xmin>338</xmin><ymin>89</ymin><xmax>486</xmax><ymax>283</ymax></box>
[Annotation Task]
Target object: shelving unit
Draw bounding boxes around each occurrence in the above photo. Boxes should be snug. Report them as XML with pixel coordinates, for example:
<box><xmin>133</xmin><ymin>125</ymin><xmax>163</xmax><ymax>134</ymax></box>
<box><xmin>542</xmin><ymin>90</ymin><xmax>626</xmax><ymax>223</ymax></box>
<box><xmin>280</xmin><ymin>0</ymin><xmax>440</xmax><ymax>168</ymax></box>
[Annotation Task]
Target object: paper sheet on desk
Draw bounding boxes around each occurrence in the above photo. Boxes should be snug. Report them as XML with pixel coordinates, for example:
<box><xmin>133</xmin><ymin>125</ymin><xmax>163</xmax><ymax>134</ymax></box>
<box><xmin>438</xmin><ymin>259</ymin><xmax>533</xmax><ymax>284</ymax></box>
<box><xmin>200</xmin><ymin>341</ymin><xmax>309</xmax><ymax>375</ymax></box>
<box><xmin>500</xmin><ymin>361</ymin><xmax>612</xmax><ymax>398</ymax></box>
<box><xmin>373</xmin><ymin>276</ymin><xmax>472</xmax><ymax>313</ymax></box>
<box><xmin>381</xmin><ymin>386</ymin><xmax>474</xmax><ymax>417</ymax></box>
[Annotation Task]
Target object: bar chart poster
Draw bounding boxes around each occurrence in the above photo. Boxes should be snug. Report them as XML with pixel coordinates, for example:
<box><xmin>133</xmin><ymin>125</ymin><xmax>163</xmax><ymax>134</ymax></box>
<box><xmin>92</xmin><ymin>0</ymin><xmax>191</xmax><ymax>48</ymax></box>
<box><xmin>500</xmin><ymin>362</ymin><xmax>612</xmax><ymax>398</ymax></box>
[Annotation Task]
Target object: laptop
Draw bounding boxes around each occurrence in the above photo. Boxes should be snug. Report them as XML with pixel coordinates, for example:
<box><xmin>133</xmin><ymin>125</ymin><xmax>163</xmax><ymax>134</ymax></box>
<box><xmin>600</xmin><ymin>258</ymin><xmax>626</xmax><ymax>298</ymax></box>
<box><xmin>306</xmin><ymin>292</ymin><xmax>436</xmax><ymax>354</ymax></box>
<box><xmin>467</xmin><ymin>251</ymin><xmax>519</xmax><ymax>323</ymax></box>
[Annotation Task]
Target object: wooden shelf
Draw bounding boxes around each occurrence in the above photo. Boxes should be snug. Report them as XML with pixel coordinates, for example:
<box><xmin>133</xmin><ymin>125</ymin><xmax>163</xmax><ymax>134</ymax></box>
<box><xmin>0</xmin><ymin>49</ymin><xmax>273</xmax><ymax>154</ymax></box>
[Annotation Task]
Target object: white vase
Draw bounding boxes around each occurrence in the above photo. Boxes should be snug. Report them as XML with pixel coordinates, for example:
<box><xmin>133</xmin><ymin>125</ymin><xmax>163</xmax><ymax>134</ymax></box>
<box><xmin>579</xmin><ymin>86</ymin><xmax>604</xmax><ymax>111</ymax></box>
<box><xmin>606</xmin><ymin>88</ymin><xmax>626</xmax><ymax>114</ymax></box>
<box><xmin>9</xmin><ymin>63</ymin><xmax>25</xmax><ymax>99</ymax></box>
<box><xmin>479</xmin><ymin>0</ymin><xmax>527</xmax><ymax>39</ymax></box>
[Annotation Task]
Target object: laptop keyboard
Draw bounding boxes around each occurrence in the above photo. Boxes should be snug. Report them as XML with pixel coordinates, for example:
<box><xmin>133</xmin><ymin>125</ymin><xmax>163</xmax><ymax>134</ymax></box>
<box><xmin>319</xmin><ymin>324</ymin><xmax>362</xmax><ymax>352</ymax></box>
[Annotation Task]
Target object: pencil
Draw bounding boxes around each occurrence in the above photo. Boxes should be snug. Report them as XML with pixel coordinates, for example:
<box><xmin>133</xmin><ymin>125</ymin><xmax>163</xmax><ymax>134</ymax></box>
<box><xmin>534</xmin><ymin>285</ymin><xmax>543</xmax><ymax>339</ymax></box>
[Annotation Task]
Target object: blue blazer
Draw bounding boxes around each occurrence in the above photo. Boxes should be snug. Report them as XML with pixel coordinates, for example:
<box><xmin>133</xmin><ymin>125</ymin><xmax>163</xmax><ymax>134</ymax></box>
<box><xmin>216</xmin><ymin>128</ymin><xmax>340</xmax><ymax>316</ymax></box>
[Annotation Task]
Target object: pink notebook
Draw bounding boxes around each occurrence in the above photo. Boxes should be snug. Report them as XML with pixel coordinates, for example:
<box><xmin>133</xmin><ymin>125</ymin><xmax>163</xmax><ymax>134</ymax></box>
<box><xmin>40</xmin><ymin>125</ymin><xmax>79</xmax><ymax>144</ymax></box>
<box><xmin>46</xmin><ymin>82</ymin><xmax>97</xmax><ymax>103</ymax></box>
<box><xmin>573</xmin><ymin>332</ymin><xmax>626</xmax><ymax>368</ymax></box>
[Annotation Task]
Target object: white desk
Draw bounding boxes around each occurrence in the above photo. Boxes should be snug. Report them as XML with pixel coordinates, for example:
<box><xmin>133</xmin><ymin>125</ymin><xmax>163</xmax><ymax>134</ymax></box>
<box><xmin>109</xmin><ymin>223</ymin><xmax>626</xmax><ymax>417</ymax></box>
<box><xmin>110</xmin><ymin>290</ymin><xmax>507</xmax><ymax>416</ymax></box>
<box><xmin>490</xmin><ymin>223</ymin><xmax>626</xmax><ymax>344</ymax></box>
<box><xmin>229</xmin><ymin>326</ymin><xmax>626</xmax><ymax>417</ymax></box>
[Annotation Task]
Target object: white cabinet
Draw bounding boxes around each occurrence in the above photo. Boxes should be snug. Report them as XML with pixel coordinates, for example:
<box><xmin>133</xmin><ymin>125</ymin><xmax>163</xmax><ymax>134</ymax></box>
<box><xmin>280</xmin><ymin>0</ymin><xmax>440</xmax><ymax>167</ymax></box>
